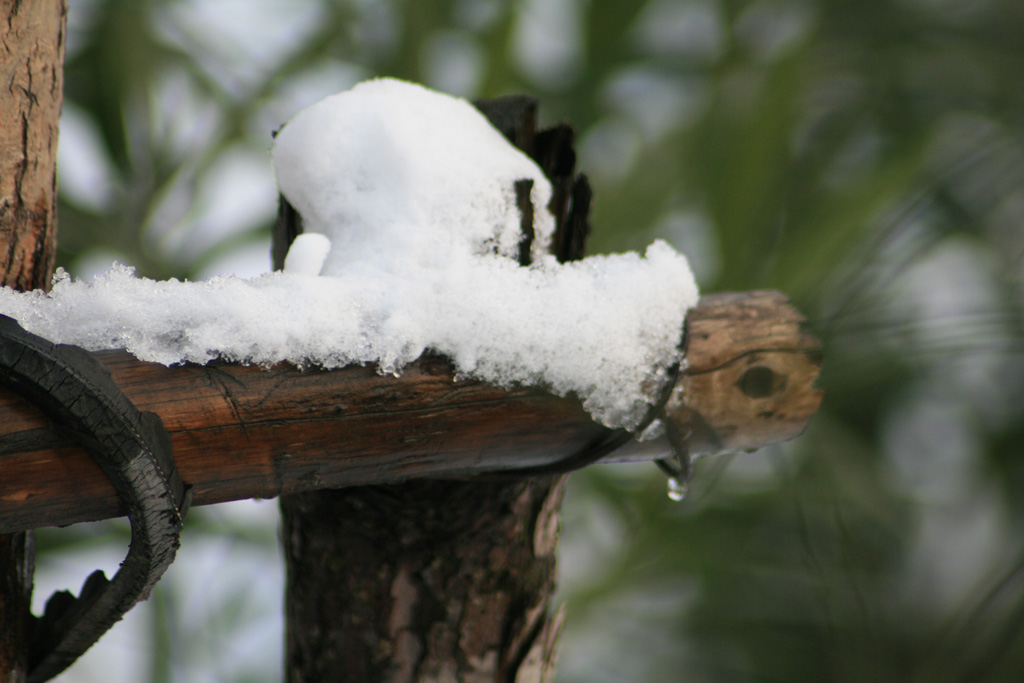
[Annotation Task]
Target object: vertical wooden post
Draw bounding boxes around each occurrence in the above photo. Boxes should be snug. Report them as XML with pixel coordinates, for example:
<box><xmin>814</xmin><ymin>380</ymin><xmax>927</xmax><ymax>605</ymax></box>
<box><xmin>0</xmin><ymin>0</ymin><xmax>64</xmax><ymax>289</ymax></box>
<box><xmin>0</xmin><ymin>0</ymin><xmax>66</xmax><ymax>678</ymax></box>
<box><xmin>278</xmin><ymin>98</ymin><xmax>574</xmax><ymax>682</ymax></box>
<box><xmin>281</xmin><ymin>479</ymin><xmax>566</xmax><ymax>682</ymax></box>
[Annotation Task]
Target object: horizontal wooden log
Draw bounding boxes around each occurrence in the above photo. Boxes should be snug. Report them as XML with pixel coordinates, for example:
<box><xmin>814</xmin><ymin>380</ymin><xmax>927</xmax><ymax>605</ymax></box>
<box><xmin>0</xmin><ymin>290</ymin><xmax>821</xmax><ymax>533</ymax></box>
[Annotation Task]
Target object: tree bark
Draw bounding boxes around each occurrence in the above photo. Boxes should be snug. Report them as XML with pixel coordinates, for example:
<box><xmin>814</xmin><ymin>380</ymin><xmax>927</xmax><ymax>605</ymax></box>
<box><xmin>0</xmin><ymin>0</ymin><xmax>66</xmax><ymax>678</ymax></box>
<box><xmin>280</xmin><ymin>404</ymin><xmax>568</xmax><ymax>680</ymax></box>
<box><xmin>0</xmin><ymin>0</ymin><xmax>63</xmax><ymax>291</ymax></box>
<box><xmin>282</xmin><ymin>479</ymin><xmax>565</xmax><ymax>682</ymax></box>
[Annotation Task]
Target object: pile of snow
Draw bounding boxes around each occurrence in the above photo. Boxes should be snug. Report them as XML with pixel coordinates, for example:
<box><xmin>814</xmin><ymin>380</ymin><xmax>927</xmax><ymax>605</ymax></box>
<box><xmin>0</xmin><ymin>79</ymin><xmax>698</xmax><ymax>430</ymax></box>
<box><xmin>272</xmin><ymin>79</ymin><xmax>556</xmax><ymax>275</ymax></box>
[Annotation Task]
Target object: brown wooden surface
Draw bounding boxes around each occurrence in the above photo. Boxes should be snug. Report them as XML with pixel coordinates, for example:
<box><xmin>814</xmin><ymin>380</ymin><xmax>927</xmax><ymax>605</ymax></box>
<box><xmin>670</xmin><ymin>289</ymin><xmax>824</xmax><ymax>455</ymax></box>
<box><xmin>0</xmin><ymin>352</ymin><xmax>604</xmax><ymax>534</ymax></box>
<box><xmin>0</xmin><ymin>290</ymin><xmax>822</xmax><ymax>534</ymax></box>
<box><xmin>0</xmin><ymin>0</ymin><xmax>63</xmax><ymax>292</ymax></box>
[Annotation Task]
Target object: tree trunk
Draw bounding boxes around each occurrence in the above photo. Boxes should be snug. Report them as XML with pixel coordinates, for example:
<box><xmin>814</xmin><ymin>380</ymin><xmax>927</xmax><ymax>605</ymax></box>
<box><xmin>282</xmin><ymin>479</ymin><xmax>565</xmax><ymax>682</ymax></box>
<box><xmin>0</xmin><ymin>0</ymin><xmax>63</xmax><ymax>289</ymax></box>
<box><xmin>0</xmin><ymin>0</ymin><xmax>66</xmax><ymax>678</ymax></box>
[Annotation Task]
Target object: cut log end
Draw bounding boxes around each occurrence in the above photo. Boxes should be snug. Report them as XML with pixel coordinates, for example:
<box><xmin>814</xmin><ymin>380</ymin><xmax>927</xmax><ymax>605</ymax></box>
<box><xmin>609</xmin><ymin>290</ymin><xmax>823</xmax><ymax>463</ymax></box>
<box><xmin>674</xmin><ymin>290</ymin><xmax>823</xmax><ymax>455</ymax></box>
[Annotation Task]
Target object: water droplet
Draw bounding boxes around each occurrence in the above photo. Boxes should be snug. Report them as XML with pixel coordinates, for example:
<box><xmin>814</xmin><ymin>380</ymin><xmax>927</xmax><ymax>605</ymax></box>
<box><xmin>667</xmin><ymin>477</ymin><xmax>688</xmax><ymax>502</ymax></box>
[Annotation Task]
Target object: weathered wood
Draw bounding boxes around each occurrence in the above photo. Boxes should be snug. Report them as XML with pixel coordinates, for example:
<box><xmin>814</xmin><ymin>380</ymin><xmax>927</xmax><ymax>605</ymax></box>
<box><xmin>1</xmin><ymin>0</ymin><xmax>66</xmax><ymax>678</ymax></box>
<box><xmin>0</xmin><ymin>290</ymin><xmax>822</xmax><ymax>534</ymax></box>
<box><xmin>667</xmin><ymin>289</ymin><xmax>823</xmax><ymax>456</ymax></box>
<box><xmin>282</xmin><ymin>477</ymin><xmax>565</xmax><ymax>682</ymax></box>
<box><xmin>0</xmin><ymin>0</ymin><xmax>64</xmax><ymax>292</ymax></box>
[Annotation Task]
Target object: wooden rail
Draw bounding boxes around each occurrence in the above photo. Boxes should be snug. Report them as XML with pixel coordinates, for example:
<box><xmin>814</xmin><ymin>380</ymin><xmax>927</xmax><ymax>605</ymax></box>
<box><xmin>0</xmin><ymin>290</ymin><xmax>822</xmax><ymax>533</ymax></box>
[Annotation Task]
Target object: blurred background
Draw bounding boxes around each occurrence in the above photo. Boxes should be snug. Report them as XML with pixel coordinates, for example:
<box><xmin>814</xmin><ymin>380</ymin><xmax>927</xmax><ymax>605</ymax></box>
<box><xmin>33</xmin><ymin>0</ymin><xmax>1024</xmax><ymax>680</ymax></box>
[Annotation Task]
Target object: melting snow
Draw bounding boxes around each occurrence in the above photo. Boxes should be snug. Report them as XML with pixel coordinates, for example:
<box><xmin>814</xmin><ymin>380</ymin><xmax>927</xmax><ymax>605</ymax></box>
<box><xmin>0</xmin><ymin>78</ymin><xmax>698</xmax><ymax>430</ymax></box>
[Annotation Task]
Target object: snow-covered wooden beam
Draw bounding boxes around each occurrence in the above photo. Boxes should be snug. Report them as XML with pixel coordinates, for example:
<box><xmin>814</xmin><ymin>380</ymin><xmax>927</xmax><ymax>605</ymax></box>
<box><xmin>0</xmin><ymin>289</ymin><xmax>820</xmax><ymax>534</ymax></box>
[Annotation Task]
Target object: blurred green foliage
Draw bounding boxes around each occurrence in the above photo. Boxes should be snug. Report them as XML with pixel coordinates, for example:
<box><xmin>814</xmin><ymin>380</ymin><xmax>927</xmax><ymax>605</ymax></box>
<box><xmin>36</xmin><ymin>0</ymin><xmax>1024</xmax><ymax>680</ymax></box>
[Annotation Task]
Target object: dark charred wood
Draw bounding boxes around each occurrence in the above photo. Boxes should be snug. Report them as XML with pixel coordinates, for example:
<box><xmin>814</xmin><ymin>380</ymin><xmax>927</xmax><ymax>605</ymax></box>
<box><xmin>472</xmin><ymin>95</ymin><xmax>538</xmax><ymax>152</ymax></box>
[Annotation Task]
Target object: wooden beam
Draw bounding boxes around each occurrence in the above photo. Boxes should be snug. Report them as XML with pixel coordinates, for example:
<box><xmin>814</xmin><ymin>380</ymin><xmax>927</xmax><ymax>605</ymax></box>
<box><xmin>0</xmin><ymin>290</ymin><xmax>822</xmax><ymax>533</ymax></box>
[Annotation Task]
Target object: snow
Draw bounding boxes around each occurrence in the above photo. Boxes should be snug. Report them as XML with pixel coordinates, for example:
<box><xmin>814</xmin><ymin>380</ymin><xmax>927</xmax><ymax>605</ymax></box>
<box><xmin>271</xmin><ymin>79</ymin><xmax>556</xmax><ymax>274</ymax></box>
<box><xmin>0</xmin><ymin>78</ymin><xmax>699</xmax><ymax>430</ymax></box>
<box><xmin>282</xmin><ymin>232</ymin><xmax>331</xmax><ymax>275</ymax></box>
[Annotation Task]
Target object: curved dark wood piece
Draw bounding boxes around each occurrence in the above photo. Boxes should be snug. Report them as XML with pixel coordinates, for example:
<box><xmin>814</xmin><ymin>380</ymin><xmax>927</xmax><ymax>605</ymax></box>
<box><xmin>0</xmin><ymin>316</ymin><xmax>186</xmax><ymax>683</ymax></box>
